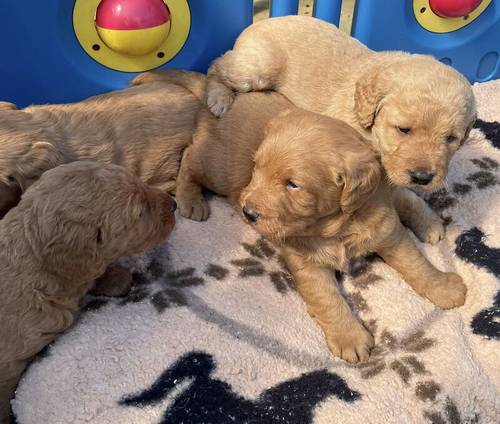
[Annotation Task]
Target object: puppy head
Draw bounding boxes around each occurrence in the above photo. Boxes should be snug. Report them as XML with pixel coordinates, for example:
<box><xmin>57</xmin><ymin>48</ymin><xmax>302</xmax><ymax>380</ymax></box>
<box><xmin>354</xmin><ymin>55</ymin><xmax>476</xmax><ymax>191</ymax></box>
<box><xmin>21</xmin><ymin>161</ymin><xmax>175</xmax><ymax>280</ymax></box>
<box><xmin>0</xmin><ymin>106</ymin><xmax>60</xmax><ymax>216</ymax></box>
<box><xmin>239</xmin><ymin>110</ymin><xmax>381</xmax><ymax>243</ymax></box>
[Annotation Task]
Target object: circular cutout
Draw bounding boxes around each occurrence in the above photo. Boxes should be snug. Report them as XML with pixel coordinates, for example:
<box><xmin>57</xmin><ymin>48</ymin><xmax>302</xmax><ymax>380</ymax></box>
<box><xmin>477</xmin><ymin>51</ymin><xmax>499</xmax><ymax>81</ymax></box>
<box><xmin>73</xmin><ymin>0</ymin><xmax>191</xmax><ymax>72</ymax></box>
<box><xmin>92</xmin><ymin>44</ymin><xmax>101</xmax><ymax>51</ymax></box>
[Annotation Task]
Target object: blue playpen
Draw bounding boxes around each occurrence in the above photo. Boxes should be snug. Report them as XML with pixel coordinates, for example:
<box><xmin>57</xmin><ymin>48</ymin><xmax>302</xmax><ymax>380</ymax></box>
<box><xmin>1</xmin><ymin>0</ymin><xmax>499</xmax><ymax>107</ymax></box>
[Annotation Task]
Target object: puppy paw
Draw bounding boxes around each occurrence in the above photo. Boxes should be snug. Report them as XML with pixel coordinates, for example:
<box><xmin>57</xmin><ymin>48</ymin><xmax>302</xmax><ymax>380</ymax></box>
<box><xmin>207</xmin><ymin>89</ymin><xmax>235</xmax><ymax>117</ymax></box>
<box><xmin>179</xmin><ymin>197</ymin><xmax>209</xmax><ymax>221</ymax></box>
<box><xmin>414</xmin><ymin>219</ymin><xmax>446</xmax><ymax>245</ymax></box>
<box><xmin>425</xmin><ymin>272</ymin><xmax>467</xmax><ymax>309</ymax></box>
<box><xmin>325</xmin><ymin>321</ymin><xmax>374</xmax><ymax>363</ymax></box>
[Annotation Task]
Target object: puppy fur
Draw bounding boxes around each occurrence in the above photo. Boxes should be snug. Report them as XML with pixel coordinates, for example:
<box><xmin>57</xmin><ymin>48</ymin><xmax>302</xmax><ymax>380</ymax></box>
<box><xmin>206</xmin><ymin>16</ymin><xmax>477</xmax><ymax>244</ymax></box>
<box><xmin>0</xmin><ymin>73</ymin><xmax>204</xmax><ymax>218</ymax></box>
<box><xmin>174</xmin><ymin>84</ymin><xmax>467</xmax><ymax>363</ymax></box>
<box><xmin>0</xmin><ymin>161</ymin><xmax>176</xmax><ymax>423</ymax></box>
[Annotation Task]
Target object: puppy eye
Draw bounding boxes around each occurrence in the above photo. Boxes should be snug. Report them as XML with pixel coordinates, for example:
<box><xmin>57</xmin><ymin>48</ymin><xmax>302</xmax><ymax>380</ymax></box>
<box><xmin>6</xmin><ymin>175</ymin><xmax>16</xmax><ymax>184</ymax></box>
<box><xmin>286</xmin><ymin>180</ymin><xmax>300</xmax><ymax>190</ymax></box>
<box><xmin>397</xmin><ymin>127</ymin><xmax>411</xmax><ymax>134</ymax></box>
<box><xmin>446</xmin><ymin>135</ymin><xmax>457</xmax><ymax>144</ymax></box>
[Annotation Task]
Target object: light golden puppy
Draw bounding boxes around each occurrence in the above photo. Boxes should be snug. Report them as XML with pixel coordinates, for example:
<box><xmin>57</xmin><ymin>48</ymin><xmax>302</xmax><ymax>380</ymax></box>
<box><xmin>206</xmin><ymin>16</ymin><xmax>477</xmax><ymax>245</ymax></box>
<box><xmin>175</xmin><ymin>88</ymin><xmax>466</xmax><ymax>364</ymax></box>
<box><xmin>0</xmin><ymin>74</ymin><xmax>204</xmax><ymax>218</ymax></box>
<box><xmin>0</xmin><ymin>161</ymin><xmax>176</xmax><ymax>423</ymax></box>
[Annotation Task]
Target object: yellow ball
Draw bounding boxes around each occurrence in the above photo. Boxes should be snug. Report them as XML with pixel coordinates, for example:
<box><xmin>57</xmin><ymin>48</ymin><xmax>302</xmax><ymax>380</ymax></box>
<box><xmin>96</xmin><ymin>21</ymin><xmax>171</xmax><ymax>56</ymax></box>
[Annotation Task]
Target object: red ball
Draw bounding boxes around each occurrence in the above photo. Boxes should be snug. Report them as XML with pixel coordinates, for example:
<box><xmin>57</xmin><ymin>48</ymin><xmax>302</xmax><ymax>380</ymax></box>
<box><xmin>429</xmin><ymin>0</ymin><xmax>483</xmax><ymax>18</ymax></box>
<box><xmin>96</xmin><ymin>0</ymin><xmax>170</xmax><ymax>30</ymax></box>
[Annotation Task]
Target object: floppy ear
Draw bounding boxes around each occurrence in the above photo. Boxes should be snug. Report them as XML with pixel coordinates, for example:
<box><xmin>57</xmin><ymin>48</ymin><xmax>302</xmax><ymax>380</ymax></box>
<box><xmin>340</xmin><ymin>158</ymin><xmax>382</xmax><ymax>214</ymax></box>
<box><xmin>354</xmin><ymin>67</ymin><xmax>389</xmax><ymax>129</ymax></box>
<box><xmin>0</xmin><ymin>101</ymin><xmax>17</xmax><ymax>110</ymax></box>
<box><xmin>24</xmin><ymin>202</ymin><xmax>106</xmax><ymax>280</ymax></box>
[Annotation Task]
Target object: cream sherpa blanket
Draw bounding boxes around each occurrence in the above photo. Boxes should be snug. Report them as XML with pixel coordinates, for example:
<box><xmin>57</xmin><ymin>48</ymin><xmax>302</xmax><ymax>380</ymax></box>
<box><xmin>11</xmin><ymin>80</ymin><xmax>500</xmax><ymax>424</ymax></box>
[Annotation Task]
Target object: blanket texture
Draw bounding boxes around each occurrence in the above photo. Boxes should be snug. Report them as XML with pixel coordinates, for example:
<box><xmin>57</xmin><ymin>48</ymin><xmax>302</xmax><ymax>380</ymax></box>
<box><xmin>12</xmin><ymin>80</ymin><xmax>500</xmax><ymax>424</ymax></box>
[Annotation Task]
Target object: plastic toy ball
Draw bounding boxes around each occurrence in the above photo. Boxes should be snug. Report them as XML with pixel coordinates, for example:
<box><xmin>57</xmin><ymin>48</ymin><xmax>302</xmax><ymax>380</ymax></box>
<box><xmin>429</xmin><ymin>0</ymin><xmax>482</xmax><ymax>18</ymax></box>
<box><xmin>0</xmin><ymin>0</ymin><xmax>254</xmax><ymax>107</ymax></box>
<box><xmin>95</xmin><ymin>0</ymin><xmax>171</xmax><ymax>56</ymax></box>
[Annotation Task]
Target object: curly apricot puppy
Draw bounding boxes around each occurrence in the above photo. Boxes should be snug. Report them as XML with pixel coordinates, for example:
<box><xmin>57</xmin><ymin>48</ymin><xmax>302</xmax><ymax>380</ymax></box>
<box><xmin>0</xmin><ymin>161</ymin><xmax>176</xmax><ymax>423</ymax></box>
<box><xmin>176</xmin><ymin>91</ymin><xmax>466</xmax><ymax>364</ymax></box>
<box><xmin>0</xmin><ymin>72</ymin><xmax>204</xmax><ymax>219</ymax></box>
<box><xmin>207</xmin><ymin>16</ymin><xmax>477</xmax><ymax>245</ymax></box>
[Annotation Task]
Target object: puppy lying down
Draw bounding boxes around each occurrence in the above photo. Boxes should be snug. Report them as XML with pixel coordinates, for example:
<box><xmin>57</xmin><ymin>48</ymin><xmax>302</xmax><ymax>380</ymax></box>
<box><xmin>173</xmin><ymin>82</ymin><xmax>466</xmax><ymax>363</ymax></box>
<box><xmin>0</xmin><ymin>73</ymin><xmax>204</xmax><ymax>218</ymax></box>
<box><xmin>207</xmin><ymin>15</ymin><xmax>477</xmax><ymax>246</ymax></box>
<box><xmin>0</xmin><ymin>161</ymin><xmax>176</xmax><ymax>423</ymax></box>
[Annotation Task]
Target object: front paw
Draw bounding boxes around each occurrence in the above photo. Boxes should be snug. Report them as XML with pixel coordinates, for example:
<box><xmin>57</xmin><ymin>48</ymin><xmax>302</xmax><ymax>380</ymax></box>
<box><xmin>325</xmin><ymin>320</ymin><xmax>374</xmax><ymax>363</ymax></box>
<box><xmin>207</xmin><ymin>86</ymin><xmax>235</xmax><ymax>117</ymax></box>
<box><xmin>178</xmin><ymin>196</ymin><xmax>209</xmax><ymax>221</ymax></box>
<box><xmin>414</xmin><ymin>219</ymin><xmax>445</xmax><ymax>245</ymax></box>
<box><xmin>425</xmin><ymin>272</ymin><xmax>467</xmax><ymax>309</ymax></box>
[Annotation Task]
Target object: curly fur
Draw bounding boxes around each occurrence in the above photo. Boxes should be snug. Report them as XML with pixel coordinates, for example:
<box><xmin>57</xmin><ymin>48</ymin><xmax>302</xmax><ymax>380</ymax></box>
<box><xmin>0</xmin><ymin>161</ymin><xmax>176</xmax><ymax>423</ymax></box>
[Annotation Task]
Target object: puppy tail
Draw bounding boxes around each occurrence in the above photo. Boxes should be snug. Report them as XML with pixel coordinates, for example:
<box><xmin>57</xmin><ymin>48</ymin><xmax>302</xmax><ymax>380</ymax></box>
<box><xmin>131</xmin><ymin>70</ymin><xmax>207</xmax><ymax>102</ymax></box>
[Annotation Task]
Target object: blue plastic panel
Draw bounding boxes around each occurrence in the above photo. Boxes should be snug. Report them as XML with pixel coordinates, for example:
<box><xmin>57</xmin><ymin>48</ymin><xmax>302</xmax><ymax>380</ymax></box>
<box><xmin>351</xmin><ymin>0</ymin><xmax>500</xmax><ymax>83</ymax></box>
<box><xmin>0</xmin><ymin>0</ymin><xmax>253</xmax><ymax>107</ymax></box>
<box><xmin>313</xmin><ymin>0</ymin><xmax>342</xmax><ymax>26</ymax></box>
<box><xmin>270</xmin><ymin>0</ymin><xmax>300</xmax><ymax>17</ymax></box>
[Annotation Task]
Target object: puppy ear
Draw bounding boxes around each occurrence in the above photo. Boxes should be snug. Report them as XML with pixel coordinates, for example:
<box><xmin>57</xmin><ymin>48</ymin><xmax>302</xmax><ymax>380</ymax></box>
<box><xmin>340</xmin><ymin>157</ymin><xmax>381</xmax><ymax>214</ymax></box>
<box><xmin>25</xmin><ymin>202</ymin><xmax>106</xmax><ymax>280</ymax></box>
<box><xmin>354</xmin><ymin>67</ymin><xmax>389</xmax><ymax>129</ymax></box>
<box><xmin>0</xmin><ymin>101</ymin><xmax>17</xmax><ymax>110</ymax></box>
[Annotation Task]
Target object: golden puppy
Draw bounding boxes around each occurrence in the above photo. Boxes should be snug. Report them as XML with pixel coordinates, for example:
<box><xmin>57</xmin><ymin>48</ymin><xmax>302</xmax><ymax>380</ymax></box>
<box><xmin>0</xmin><ymin>74</ymin><xmax>204</xmax><ymax>218</ymax></box>
<box><xmin>176</xmin><ymin>89</ymin><xmax>467</xmax><ymax>364</ymax></box>
<box><xmin>206</xmin><ymin>15</ymin><xmax>477</xmax><ymax>245</ymax></box>
<box><xmin>0</xmin><ymin>161</ymin><xmax>176</xmax><ymax>423</ymax></box>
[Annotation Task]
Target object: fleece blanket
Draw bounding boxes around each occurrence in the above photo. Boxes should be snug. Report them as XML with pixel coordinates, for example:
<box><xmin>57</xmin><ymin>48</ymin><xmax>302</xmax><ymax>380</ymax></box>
<box><xmin>12</xmin><ymin>80</ymin><xmax>500</xmax><ymax>424</ymax></box>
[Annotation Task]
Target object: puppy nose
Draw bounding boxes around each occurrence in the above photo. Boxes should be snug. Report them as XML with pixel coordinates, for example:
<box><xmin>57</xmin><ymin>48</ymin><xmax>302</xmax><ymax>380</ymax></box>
<box><xmin>409</xmin><ymin>169</ymin><xmax>434</xmax><ymax>186</ymax></box>
<box><xmin>171</xmin><ymin>198</ymin><xmax>177</xmax><ymax>212</ymax></box>
<box><xmin>242</xmin><ymin>206</ymin><xmax>260</xmax><ymax>223</ymax></box>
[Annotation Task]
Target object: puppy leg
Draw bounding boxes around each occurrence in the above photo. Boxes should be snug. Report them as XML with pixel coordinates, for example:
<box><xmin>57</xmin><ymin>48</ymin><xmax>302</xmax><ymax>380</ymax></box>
<box><xmin>176</xmin><ymin>144</ymin><xmax>209</xmax><ymax>221</ymax></box>
<box><xmin>393</xmin><ymin>188</ymin><xmax>444</xmax><ymax>245</ymax></box>
<box><xmin>90</xmin><ymin>264</ymin><xmax>133</xmax><ymax>297</ymax></box>
<box><xmin>378</xmin><ymin>224</ymin><xmax>466</xmax><ymax>309</ymax></box>
<box><xmin>207</xmin><ymin>44</ymin><xmax>284</xmax><ymax>116</ymax></box>
<box><xmin>284</xmin><ymin>250</ymin><xmax>374</xmax><ymax>363</ymax></box>
<box><xmin>206</xmin><ymin>71</ymin><xmax>236</xmax><ymax>118</ymax></box>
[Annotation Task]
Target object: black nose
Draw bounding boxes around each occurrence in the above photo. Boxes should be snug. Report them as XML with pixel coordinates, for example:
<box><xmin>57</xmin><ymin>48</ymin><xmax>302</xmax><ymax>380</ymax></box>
<box><xmin>242</xmin><ymin>206</ymin><xmax>259</xmax><ymax>223</ymax></box>
<box><xmin>409</xmin><ymin>169</ymin><xmax>434</xmax><ymax>186</ymax></box>
<box><xmin>171</xmin><ymin>198</ymin><xmax>177</xmax><ymax>212</ymax></box>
